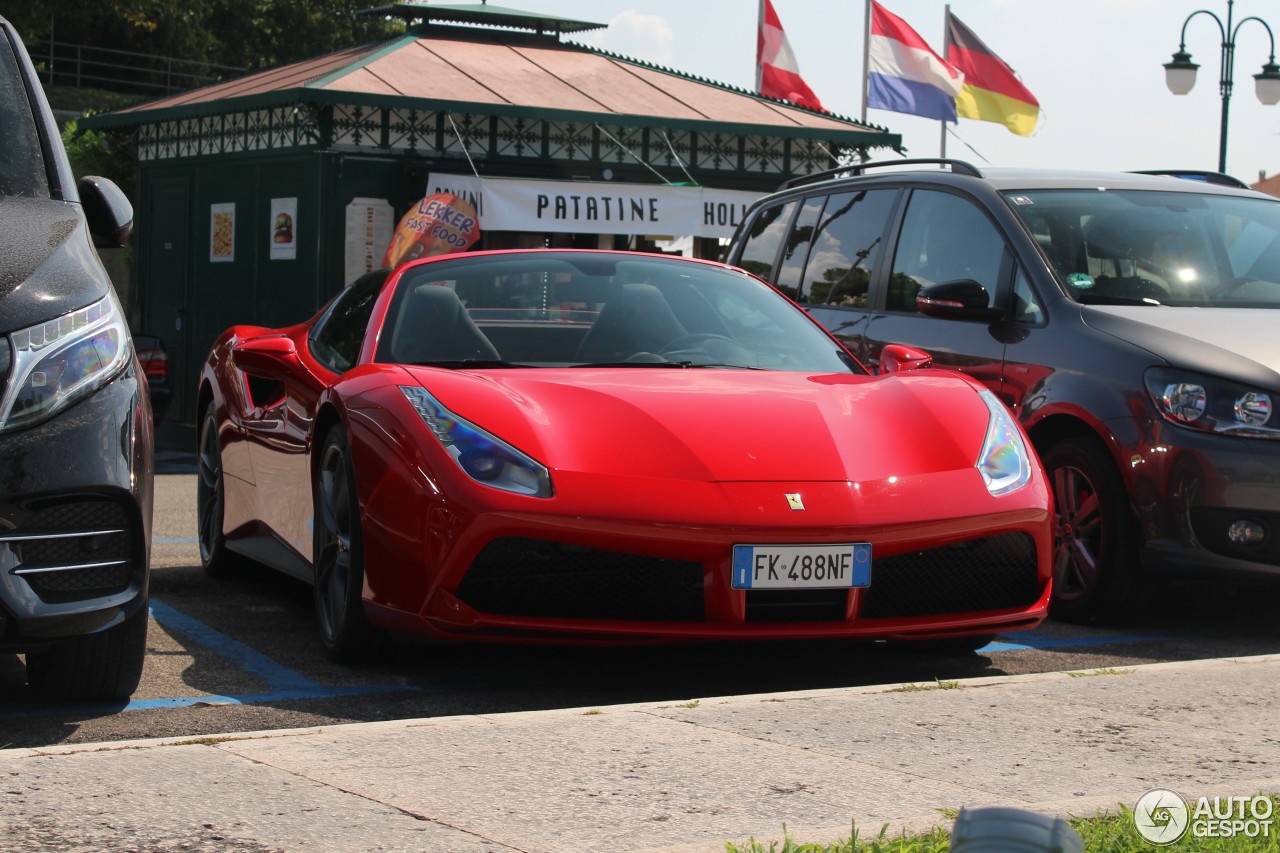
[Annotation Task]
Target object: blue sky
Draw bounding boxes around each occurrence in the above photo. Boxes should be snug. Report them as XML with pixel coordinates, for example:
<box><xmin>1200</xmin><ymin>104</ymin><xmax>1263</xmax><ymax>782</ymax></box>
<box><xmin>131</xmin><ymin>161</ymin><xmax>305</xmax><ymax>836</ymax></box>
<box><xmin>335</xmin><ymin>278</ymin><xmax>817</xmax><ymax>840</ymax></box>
<box><xmin>493</xmin><ymin>0</ymin><xmax>1280</xmax><ymax>187</ymax></box>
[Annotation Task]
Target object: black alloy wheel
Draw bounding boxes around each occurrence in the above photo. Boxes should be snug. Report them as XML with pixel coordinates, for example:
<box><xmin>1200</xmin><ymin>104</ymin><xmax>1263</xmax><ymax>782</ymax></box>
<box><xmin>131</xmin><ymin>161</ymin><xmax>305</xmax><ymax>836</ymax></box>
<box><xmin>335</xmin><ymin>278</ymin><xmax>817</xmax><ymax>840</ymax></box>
<box><xmin>197</xmin><ymin>407</ymin><xmax>241</xmax><ymax>577</ymax></box>
<box><xmin>1043</xmin><ymin>437</ymin><xmax>1137</xmax><ymax>624</ymax></box>
<box><xmin>313</xmin><ymin>427</ymin><xmax>373</xmax><ymax>662</ymax></box>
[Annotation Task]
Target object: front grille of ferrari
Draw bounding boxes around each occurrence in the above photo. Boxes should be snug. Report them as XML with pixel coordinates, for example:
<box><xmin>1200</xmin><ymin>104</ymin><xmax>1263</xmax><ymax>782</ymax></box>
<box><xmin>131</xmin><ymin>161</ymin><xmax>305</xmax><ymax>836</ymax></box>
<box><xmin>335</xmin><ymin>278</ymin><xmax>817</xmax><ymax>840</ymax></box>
<box><xmin>458</xmin><ymin>537</ymin><xmax>705</xmax><ymax>621</ymax></box>
<box><xmin>1</xmin><ymin>497</ymin><xmax>139</xmax><ymax>604</ymax></box>
<box><xmin>857</xmin><ymin>532</ymin><xmax>1040</xmax><ymax>619</ymax></box>
<box><xmin>458</xmin><ymin>532</ymin><xmax>1040</xmax><ymax>625</ymax></box>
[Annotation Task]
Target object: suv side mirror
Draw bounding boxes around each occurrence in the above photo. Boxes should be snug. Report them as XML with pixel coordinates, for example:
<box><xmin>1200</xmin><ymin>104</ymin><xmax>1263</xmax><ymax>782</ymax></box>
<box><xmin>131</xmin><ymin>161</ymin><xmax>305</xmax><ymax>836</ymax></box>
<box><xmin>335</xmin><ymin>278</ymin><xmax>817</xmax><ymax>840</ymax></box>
<box><xmin>917</xmin><ymin>280</ymin><xmax>1004</xmax><ymax>323</ymax></box>
<box><xmin>78</xmin><ymin>176</ymin><xmax>134</xmax><ymax>248</ymax></box>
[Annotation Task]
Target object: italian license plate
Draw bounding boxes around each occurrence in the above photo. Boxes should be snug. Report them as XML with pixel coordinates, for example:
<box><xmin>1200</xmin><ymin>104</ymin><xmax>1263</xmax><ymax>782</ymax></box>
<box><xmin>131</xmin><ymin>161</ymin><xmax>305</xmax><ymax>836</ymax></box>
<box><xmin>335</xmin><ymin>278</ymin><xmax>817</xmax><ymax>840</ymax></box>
<box><xmin>731</xmin><ymin>543</ymin><xmax>871</xmax><ymax>590</ymax></box>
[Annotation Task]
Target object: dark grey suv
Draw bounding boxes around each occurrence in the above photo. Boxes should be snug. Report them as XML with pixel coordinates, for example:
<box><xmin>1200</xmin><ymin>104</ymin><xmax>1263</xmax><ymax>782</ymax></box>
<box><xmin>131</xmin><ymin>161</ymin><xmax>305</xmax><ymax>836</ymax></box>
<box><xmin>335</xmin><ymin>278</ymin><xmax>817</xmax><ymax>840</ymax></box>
<box><xmin>1</xmin><ymin>15</ymin><xmax>153</xmax><ymax>699</ymax></box>
<box><xmin>726</xmin><ymin>159</ymin><xmax>1280</xmax><ymax>623</ymax></box>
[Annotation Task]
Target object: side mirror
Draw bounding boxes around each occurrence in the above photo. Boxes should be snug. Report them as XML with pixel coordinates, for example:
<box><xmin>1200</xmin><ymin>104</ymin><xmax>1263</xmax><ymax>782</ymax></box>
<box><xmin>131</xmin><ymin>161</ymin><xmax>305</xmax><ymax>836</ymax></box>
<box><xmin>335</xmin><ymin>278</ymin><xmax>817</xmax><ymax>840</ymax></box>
<box><xmin>917</xmin><ymin>279</ymin><xmax>1004</xmax><ymax>323</ymax></box>
<box><xmin>879</xmin><ymin>343</ymin><xmax>933</xmax><ymax>374</ymax></box>
<box><xmin>78</xmin><ymin>176</ymin><xmax>134</xmax><ymax>248</ymax></box>
<box><xmin>232</xmin><ymin>335</ymin><xmax>299</xmax><ymax>379</ymax></box>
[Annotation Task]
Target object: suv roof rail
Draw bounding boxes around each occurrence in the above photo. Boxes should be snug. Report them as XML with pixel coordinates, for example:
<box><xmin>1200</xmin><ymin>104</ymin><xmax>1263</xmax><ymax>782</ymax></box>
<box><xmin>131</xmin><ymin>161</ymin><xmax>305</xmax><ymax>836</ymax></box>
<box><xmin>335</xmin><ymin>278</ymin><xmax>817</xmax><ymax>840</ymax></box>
<box><xmin>778</xmin><ymin>158</ymin><xmax>984</xmax><ymax>191</ymax></box>
<box><xmin>1130</xmin><ymin>169</ymin><xmax>1250</xmax><ymax>189</ymax></box>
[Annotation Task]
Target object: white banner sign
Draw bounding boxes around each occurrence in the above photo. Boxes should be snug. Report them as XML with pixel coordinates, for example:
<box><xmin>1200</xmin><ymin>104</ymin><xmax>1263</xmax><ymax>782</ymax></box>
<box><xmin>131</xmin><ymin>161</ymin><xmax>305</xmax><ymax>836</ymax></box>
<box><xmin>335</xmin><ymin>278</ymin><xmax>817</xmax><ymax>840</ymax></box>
<box><xmin>426</xmin><ymin>174</ymin><xmax>762</xmax><ymax>239</ymax></box>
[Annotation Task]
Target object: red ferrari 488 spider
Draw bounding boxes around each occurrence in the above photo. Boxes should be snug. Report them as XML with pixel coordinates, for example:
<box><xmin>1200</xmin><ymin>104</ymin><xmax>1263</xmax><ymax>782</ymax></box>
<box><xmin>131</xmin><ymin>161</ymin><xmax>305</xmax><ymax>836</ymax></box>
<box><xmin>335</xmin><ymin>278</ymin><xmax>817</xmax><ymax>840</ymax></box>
<box><xmin>197</xmin><ymin>250</ymin><xmax>1051</xmax><ymax>660</ymax></box>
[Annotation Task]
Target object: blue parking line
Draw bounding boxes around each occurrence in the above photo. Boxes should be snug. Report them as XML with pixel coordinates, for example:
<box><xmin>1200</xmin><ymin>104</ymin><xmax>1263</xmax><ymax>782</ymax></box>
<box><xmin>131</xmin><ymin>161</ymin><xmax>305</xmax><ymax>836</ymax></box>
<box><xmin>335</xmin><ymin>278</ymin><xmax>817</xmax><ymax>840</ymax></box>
<box><xmin>982</xmin><ymin>630</ymin><xmax>1166</xmax><ymax>653</ymax></box>
<box><xmin>88</xmin><ymin>599</ymin><xmax>421</xmax><ymax>713</ymax></box>
<box><xmin>149</xmin><ymin>599</ymin><xmax>319</xmax><ymax>691</ymax></box>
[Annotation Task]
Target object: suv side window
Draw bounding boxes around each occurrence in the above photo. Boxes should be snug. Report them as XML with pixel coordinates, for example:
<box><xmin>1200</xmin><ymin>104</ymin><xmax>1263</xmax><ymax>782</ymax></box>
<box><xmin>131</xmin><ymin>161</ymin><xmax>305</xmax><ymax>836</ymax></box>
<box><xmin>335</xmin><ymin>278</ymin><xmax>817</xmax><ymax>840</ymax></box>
<box><xmin>309</xmin><ymin>269</ymin><xmax>387</xmax><ymax>372</ymax></box>
<box><xmin>804</xmin><ymin>189</ymin><xmax>897</xmax><ymax>307</ymax></box>
<box><xmin>774</xmin><ymin>197</ymin><xmax>824</xmax><ymax>301</ymax></box>
<box><xmin>736</xmin><ymin>200</ymin><xmax>798</xmax><ymax>283</ymax></box>
<box><xmin>888</xmin><ymin>190</ymin><xmax>1006</xmax><ymax>313</ymax></box>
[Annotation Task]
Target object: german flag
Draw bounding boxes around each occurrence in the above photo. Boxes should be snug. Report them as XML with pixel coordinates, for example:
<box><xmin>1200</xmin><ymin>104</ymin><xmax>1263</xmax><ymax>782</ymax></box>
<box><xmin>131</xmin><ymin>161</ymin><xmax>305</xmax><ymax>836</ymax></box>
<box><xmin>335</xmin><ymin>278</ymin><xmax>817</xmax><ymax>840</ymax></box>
<box><xmin>944</xmin><ymin>12</ymin><xmax>1040</xmax><ymax>137</ymax></box>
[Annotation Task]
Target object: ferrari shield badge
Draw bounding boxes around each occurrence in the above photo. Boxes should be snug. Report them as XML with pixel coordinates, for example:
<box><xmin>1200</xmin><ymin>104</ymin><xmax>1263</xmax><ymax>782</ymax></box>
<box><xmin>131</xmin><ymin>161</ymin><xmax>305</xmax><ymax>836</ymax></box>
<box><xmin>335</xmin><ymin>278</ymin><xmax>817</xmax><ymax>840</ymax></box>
<box><xmin>785</xmin><ymin>493</ymin><xmax>805</xmax><ymax>511</ymax></box>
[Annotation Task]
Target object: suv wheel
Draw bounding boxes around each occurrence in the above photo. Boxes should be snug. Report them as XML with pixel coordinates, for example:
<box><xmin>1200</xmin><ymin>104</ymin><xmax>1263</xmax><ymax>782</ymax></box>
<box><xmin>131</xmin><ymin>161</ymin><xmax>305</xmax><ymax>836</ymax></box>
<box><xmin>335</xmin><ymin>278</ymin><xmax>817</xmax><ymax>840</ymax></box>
<box><xmin>1043</xmin><ymin>437</ymin><xmax>1138</xmax><ymax>624</ymax></box>
<box><xmin>26</xmin><ymin>604</ymin><xmax>149</xmax><ymax>701</ymax></box>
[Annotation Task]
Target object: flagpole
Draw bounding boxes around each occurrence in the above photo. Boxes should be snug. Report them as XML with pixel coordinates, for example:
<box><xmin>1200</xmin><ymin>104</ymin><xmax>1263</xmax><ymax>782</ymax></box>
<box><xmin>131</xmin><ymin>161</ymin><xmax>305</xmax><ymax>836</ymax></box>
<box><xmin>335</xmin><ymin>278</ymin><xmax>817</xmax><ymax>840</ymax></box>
<box><xmin>747</xmin><ymin>0</ymin><xmax>757</xmax><ymax>91</ymax></box>
<box><xmin>861</xmin><ymin>0</ymin><xmax>871</xmax><ymax>125</ymax></box>
<box><xmin>940</xmin><ymin>4</ymin><xmax>949</xmax><ymax>157</ymax></box>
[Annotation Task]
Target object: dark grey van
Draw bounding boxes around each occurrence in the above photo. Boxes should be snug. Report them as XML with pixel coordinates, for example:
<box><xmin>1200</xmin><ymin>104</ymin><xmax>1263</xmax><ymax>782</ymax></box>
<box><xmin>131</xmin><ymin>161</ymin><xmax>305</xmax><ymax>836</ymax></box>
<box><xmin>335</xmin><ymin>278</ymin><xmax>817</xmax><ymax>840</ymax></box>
<box><xmin>726</xmin><ymin>159</ymin><xmax>1280</xmax><ymax>623</ymax></box>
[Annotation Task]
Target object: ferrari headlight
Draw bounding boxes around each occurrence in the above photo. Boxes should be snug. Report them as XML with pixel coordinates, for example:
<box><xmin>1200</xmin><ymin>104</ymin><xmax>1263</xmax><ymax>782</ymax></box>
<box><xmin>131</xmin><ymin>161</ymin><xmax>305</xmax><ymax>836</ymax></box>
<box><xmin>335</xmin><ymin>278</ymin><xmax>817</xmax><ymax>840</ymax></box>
<box><xmin>400</xmin><ymin>385</ymin><xmax>552</xmax><ymax>497</ymax></box>
<box><xmin>976</xmin><ymin>388</ymin><xmax>1032</xmax><ymax>496</ymax></box>
<box><xmin>0</xmin><ymin>291</ymin><xmax>131</xmax><ymax>433</ymax></box>
<box><xmin>1145</xmin><ymin>367</ymin><xmax>1279</xmax><ymax>438</ymax></box>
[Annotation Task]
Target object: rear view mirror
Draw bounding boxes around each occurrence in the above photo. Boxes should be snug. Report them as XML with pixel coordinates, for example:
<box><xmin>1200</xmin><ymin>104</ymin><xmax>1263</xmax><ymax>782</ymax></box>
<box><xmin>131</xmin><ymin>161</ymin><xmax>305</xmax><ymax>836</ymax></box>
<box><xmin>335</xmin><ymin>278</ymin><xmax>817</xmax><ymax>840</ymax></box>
<box><xmin>78</xmin><ymin>176</ymin><xmax>133</xmax><ymax>248</ymax></box>
<box><xmin>917</xmin><ymin>279</ymin><xmax>1003</xmax><ymax>323</ymax></box>
<box><xmin>232</xmin><ymin>335</ymin><xmax>299</xmax><ymax>379</ymax></box>
<box><xmin>879</xmin><ymin>343</ymin><xmax>933</xmax><ymax>374</ymax></box>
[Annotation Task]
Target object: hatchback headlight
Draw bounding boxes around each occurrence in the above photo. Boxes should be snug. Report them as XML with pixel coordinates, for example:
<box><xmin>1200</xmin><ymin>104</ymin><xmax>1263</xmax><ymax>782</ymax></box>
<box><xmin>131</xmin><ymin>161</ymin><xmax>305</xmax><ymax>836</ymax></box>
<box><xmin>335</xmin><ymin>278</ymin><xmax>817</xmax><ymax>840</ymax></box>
<box><xmin>976</xmin><ymin>388</ymin><xmax>1032</xmax><ymax>496</ymax></box>
<box><xmin>0</xmin><ymin>291</ymin><xmax>132</xmax><ymax>433</ymax></box>
<box><xmin>400</xmin><ymin>385</ymin><xmax>552</xmax><ymax>497</ymax></box>
<box><xmin>1145</xmin><ymin>367</ymin><xmax>1279</xmax><ymax>438</ymax></box>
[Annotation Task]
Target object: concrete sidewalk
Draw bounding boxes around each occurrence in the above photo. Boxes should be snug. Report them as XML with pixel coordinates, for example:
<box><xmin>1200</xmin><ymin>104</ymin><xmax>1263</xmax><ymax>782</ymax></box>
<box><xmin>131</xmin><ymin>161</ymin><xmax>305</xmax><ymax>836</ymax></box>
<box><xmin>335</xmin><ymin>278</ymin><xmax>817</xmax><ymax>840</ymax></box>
<box><xmin>3</xmin><ymin>655</ymin><xmax>1278</xmax><ymax>852</ymax></box>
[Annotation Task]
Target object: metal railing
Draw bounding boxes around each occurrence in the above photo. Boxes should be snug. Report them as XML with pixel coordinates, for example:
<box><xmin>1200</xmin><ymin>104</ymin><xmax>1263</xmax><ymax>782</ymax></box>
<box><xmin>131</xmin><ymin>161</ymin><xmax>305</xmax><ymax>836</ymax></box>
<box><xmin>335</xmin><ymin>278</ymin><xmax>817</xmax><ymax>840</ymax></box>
<box><xmin>26</xmin><ymin>39</ymin><xmax>245</xmax><ymax>96</ymax></box>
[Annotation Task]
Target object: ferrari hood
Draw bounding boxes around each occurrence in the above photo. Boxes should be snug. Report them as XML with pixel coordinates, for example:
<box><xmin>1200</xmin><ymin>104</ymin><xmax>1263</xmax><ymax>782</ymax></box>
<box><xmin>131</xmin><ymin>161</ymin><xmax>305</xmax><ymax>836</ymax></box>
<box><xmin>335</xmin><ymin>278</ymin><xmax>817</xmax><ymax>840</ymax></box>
<box><xmin>401</xmin><ymin>368</ymin><xmax>992</xmax><ymax>483</ymax></box>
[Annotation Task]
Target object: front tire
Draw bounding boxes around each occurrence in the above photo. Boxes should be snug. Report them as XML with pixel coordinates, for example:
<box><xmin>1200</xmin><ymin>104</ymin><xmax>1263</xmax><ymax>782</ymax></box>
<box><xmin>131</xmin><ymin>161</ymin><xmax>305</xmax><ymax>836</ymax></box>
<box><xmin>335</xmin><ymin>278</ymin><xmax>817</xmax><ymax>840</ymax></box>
<box><xmin>26</xmin><ymin>603</ymin><xmax>149</xmax><ymax>701</ymax></box>
<box><xmin>313</xmin><ymin>427</ymin><xmax>373</xmax><ymax>663</ymax></box>
<box><xmin>1043</xmin><ymin>437</ymin><xmax>1138</xmax><ymax>624</ymax></box>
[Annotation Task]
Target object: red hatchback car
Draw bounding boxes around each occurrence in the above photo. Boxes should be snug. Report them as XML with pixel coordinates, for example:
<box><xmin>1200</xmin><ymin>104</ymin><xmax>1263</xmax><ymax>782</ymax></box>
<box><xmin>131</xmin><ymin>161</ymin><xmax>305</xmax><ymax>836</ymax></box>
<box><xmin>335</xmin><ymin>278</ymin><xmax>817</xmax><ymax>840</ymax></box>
<box><xmin>197</xmin><ymin>250</ymin><xmax>1051</xmax><ymax>659</ymax></box>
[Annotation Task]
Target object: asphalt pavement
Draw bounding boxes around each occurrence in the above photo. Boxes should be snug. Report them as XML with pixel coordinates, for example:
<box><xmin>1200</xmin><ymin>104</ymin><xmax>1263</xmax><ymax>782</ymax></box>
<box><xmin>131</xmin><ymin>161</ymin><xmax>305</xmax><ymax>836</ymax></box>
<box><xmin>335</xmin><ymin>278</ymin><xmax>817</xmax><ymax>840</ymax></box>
<box><xmin>3</xmin><ymin>653</ymin><xmax>1278</xmax><ymax>852</ymax></box>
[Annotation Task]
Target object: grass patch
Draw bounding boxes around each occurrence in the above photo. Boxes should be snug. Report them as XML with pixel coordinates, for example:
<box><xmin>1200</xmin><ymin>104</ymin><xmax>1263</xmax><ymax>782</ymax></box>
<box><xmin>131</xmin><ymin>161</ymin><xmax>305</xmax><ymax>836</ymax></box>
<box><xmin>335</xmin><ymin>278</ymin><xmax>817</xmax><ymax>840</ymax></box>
<box><xmin>881</xmin><ymin>679</ymin><xmax>961</xmax><ymax>693</ymax></box>
<box><xmin>1067</xmin><ymin>667</ymin><xmax>1135</xmax><ymax>678</ymax></box>
<box><xmin>166</xmin><ymin>735</ymin><xmax>250</xmax><ymax>746</ymax></box>
<box><xmin>725</xmin><ymin>798</ymin><xmax>1280</xmax><ymax>852</ymax></box>
<box><xmin>582</xmin><ymin>708</ymin><xmax>603</xmax><ymax>716</ymax></box>
<box><xmin>675</xmin><ymin>699</ymin><xmax>702</xmax><ymax>709</ymax></box>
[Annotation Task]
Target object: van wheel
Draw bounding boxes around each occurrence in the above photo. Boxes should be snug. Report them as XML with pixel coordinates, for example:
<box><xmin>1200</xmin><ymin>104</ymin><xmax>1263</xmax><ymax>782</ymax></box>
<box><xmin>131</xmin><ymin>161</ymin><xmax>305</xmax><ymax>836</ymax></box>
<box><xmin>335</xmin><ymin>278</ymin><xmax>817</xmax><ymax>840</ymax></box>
<box><xmin>1042</xmin><ymin>437</ymin><xmax>1138</xmax><ymax>624</ymax></box>
<box><xmin>26</xmin><ymin>603</ymin><xmax>149</xmax><ymax>701</ymax></box>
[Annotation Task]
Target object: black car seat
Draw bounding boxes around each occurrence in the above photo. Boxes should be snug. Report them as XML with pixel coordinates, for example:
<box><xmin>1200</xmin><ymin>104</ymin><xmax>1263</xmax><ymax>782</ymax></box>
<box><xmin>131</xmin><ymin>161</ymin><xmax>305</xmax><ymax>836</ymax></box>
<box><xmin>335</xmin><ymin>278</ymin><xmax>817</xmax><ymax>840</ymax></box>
<box><xmin>391</xmin><ymin>283</ymin><xmax>500</xmax><ymax>364</ymax></box>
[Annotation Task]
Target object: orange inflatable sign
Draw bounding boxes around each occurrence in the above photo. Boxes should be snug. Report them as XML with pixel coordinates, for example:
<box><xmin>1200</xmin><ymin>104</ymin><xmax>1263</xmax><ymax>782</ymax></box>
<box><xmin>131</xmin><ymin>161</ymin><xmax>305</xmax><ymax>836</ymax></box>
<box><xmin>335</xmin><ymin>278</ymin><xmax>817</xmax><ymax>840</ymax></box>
<box><xmin>382</xmin><ymin>192</ymin><xmax>481</xmax><ymax>267</ymax></box>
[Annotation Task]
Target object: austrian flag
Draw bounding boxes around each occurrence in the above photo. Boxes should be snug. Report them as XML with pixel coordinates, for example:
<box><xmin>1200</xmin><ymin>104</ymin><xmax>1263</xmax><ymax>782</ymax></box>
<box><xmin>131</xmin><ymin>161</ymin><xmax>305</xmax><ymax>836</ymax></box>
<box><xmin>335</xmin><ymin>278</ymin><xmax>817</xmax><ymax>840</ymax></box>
<box><xmin>757</xmin><ymin>0</ymin><xmax>825</xmax><ymax>112</ymax></box>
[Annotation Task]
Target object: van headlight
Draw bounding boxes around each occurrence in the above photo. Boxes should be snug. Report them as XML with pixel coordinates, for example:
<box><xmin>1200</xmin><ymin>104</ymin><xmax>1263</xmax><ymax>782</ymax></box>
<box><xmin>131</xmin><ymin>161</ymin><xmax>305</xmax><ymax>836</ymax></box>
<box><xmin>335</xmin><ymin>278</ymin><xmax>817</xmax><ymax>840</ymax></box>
<box><xmin>0</xmin><ymin>291</ymin><xmax>132</xmax><ymax>433</ymax></box>
<box><xmin>976</xmin><ymin>388</ymin><xmax>1032</xmax><ymax>496</ymax></box>
<box><xmin>1145</xmin><ymin>367</ymin><xmax>1278</xmax><ymax>438</ymax></box>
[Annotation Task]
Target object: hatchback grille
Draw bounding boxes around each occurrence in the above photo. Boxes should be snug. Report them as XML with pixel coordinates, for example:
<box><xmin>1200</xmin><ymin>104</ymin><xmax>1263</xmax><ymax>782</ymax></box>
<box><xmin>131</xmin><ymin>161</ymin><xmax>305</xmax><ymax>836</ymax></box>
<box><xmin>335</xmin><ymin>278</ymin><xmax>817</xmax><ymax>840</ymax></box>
<box><xmin>858</xmin><ymin>532</ymin><xmax>1040</xmax><ymax>619</ymax></box>
<box><xmin>1</xmin><ymin>497</ymin><xmax>139</xmax><ymax>604</ymax></box>
<box><xmin>457</xmin><ymin>537</ymin><xmax>704</xmax><ymax>622</ymax></box>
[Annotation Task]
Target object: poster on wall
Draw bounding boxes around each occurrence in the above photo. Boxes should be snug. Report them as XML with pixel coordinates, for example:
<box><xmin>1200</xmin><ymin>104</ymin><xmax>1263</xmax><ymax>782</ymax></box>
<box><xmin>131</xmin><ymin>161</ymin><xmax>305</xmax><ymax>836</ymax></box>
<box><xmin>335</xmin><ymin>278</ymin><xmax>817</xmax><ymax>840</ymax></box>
<box><xmin>382</xmin><ymin>192</ymin><xmax>481</xmax><ymax>268</ymax></box>
<box><xmin>269</xmin><ymin>197</ymin><xmax>297</xmax><ymax>260</ymax></box>
<box><xmin>344</xmin><ymin>197</ymin><xmax>394</xmax><ymax>285</ymax></box>
<box><xmin>209</xmin><ymin>202</ymin><xmax>235</xmax><ymax>262</ymax></box>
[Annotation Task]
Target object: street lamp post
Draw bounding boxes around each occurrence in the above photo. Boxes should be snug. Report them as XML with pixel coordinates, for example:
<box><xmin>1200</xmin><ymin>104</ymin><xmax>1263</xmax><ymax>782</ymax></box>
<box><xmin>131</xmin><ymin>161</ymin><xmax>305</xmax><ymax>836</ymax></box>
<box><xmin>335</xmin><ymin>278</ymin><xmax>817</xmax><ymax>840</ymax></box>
<box><xmin>1164</xmin><ymin>0</ymin><xmax>1280</xmax><ymax>175</ymax></box>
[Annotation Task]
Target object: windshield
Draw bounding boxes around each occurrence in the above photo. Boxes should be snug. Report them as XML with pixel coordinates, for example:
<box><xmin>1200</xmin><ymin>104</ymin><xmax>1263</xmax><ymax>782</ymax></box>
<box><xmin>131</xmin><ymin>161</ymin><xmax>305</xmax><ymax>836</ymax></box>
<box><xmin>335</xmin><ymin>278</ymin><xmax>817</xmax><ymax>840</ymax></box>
<box><xmin>1005</xmin><ymin>189</ymin><xmax>1280</xmax><ymax>307</ymax></box>
<box><xmin>375</xmin><ymin>251</ymin><xmax>860</xmax><ymax>374</ymax></box>
<box><xmin>0</xmin><ymin>30</ymin><xmax>49</xmax><ymax>199</ymax></box>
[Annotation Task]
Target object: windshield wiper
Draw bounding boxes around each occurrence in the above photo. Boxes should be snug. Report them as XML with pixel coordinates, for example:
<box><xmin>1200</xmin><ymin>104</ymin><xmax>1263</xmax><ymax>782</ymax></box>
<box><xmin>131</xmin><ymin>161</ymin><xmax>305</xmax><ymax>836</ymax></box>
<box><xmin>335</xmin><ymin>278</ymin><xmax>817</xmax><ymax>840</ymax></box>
<box><xmin>576</xmin><ymin>360</ymin><xmax>763</xmax><ymax>369</ymax></box>
<box><xmin>1075</xmin><ymin>293</ymin><xmax>1163</xmax><ymax>307</ymax></box>
<box><xmin>410</xmin><ymin>359</ymin><xmax>530</xmax><ymax>369</ymax></box>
